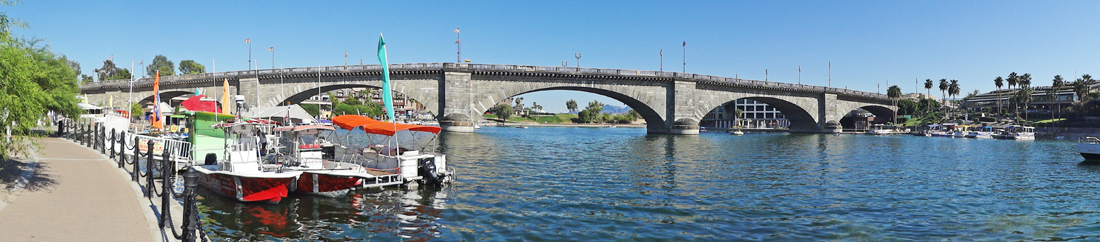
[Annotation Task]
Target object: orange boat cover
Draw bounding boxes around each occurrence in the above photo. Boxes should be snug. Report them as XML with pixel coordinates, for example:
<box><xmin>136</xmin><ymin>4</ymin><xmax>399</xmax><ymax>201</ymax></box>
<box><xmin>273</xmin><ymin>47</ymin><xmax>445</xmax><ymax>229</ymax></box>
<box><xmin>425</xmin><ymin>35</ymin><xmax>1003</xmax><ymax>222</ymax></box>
<box><xmin>331</xmin><ymin>115</ymin><xmax>442</xmax><ymax>136</ymax></box>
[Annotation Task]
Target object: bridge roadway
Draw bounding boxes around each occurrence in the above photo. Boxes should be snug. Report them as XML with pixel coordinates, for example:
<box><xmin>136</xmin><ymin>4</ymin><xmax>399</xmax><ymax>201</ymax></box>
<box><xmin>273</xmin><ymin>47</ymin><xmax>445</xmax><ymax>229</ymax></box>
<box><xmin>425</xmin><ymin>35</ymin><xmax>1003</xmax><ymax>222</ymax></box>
<box><xmin>80</xmin><ymin>63</ymin><xmax>896</xmax><ymax>134</ymax></box>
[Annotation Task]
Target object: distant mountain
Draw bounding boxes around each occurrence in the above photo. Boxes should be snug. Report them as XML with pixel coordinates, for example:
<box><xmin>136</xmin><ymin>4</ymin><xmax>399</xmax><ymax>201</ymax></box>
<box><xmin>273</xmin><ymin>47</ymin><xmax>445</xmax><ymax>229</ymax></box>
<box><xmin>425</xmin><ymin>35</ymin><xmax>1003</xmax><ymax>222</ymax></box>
<box><xmin>566</xmin><ymin>104</ymin><xmax>632</xmax><ymax>114</ymax></box>
<box><xmin>602</xmin><ymin>104</ymin><xmax>632</xmax><ymax>115</ymax></box>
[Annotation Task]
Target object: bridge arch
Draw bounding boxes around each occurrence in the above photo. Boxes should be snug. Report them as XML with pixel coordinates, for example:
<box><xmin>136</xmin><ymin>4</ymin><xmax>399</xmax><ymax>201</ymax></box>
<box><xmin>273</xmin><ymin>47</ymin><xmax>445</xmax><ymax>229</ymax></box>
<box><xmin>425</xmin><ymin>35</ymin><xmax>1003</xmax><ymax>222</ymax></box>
<box><xmin>138</xmin><ymin>91</ymin><xmax>195</xmax><ymax>104</ymax></box>
<box><xmin>483</xmin><ymin>87</ymin><xmax>665</xmax><ymax>129</ymax></box>
<box><xmin>700</xmin><ymin>97</ymin><xmax>819</xmax><ymax>131</ymax></box>
<box><xmin>463</xmin><ymin>76</ymin><xmax>674</xmax><ymax>133</ymax></box>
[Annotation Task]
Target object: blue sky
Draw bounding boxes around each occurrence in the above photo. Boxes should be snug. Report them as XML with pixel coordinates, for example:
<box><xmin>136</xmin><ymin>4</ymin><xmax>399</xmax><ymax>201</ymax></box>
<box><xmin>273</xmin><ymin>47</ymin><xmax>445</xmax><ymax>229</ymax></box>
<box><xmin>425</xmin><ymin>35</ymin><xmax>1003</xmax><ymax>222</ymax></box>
<box><xmin>9</xmin><ymin>1</ymin><xmax>1100</xmax><ymax>113</ymax></box>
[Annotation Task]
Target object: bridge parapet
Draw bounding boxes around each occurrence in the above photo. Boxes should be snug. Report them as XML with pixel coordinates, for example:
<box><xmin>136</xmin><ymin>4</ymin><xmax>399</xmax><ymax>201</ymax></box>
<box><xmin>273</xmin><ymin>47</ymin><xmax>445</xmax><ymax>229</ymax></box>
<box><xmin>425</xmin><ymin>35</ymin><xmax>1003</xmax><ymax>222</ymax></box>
<box><xmin>80</xmin><ymin>63</ymin><xmax>891</xmax><ymax>102</ymax></box>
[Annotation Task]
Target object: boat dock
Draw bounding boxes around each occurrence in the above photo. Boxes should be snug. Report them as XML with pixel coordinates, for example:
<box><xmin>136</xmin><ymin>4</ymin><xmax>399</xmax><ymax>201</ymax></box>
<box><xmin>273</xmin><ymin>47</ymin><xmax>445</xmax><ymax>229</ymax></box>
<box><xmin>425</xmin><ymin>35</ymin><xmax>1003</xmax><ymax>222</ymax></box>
<box><xmin>0</xmin><ymin>129</ymin><xmax>191</xmax><ymax>242</ymax></box>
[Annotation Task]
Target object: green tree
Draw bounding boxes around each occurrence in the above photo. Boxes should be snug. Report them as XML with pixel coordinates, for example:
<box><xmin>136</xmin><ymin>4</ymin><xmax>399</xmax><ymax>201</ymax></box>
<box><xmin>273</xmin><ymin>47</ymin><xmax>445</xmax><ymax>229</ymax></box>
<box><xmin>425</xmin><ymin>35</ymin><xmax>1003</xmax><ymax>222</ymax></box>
<box><xmin>566</xmin><ymin>99</ymin><xmax>578</xmax><ymax>113</ymax></box>
<box><xmin>177</xmin><ymin>60</ymin><xmax>205</xmax><ymax>74</ymax></box>
<box><xmin>897</xmin><ymin>99</ymin><xmax>918</xmax><ymax>116</ymax></box>
<box><xmin>924</xmin><ymin>79</ymin><xmax>933</xmax><ymax>98</ymax></box>
<box><xmin>887</xmin><ymin>85</ymin><xmax>901</xmax><ymax>123</ymax></box>
<box><xmin>994</xmin><ymin>76</ymin><xmax>1004</xmax><ymax>115</ymax></box>
<box><xmin>342</xmin><ymin>96</ymin><xmax>362</xmax><ymax>106</ymax></box>
<box><xmin>938</xmin><ymin>78</ymin><xmax>948</xmax><ymax>105</ymax></box>
<box><xmin>626</xmin><ymin>109</ymin><xmax>641</xmax><ymax>121</ymax></box>
<box><xmin>1073</xmin><ymin>74</ymin><xmax>1094</xmax><ymax>119</ymax></box>
<box><xmin>130</xmin><ymin>102</ymin><xmax>143</xmax><ymax>118</ymax></box>
<box><xmin>494</xmin><ymin>103</ymin><xmax>512</xmax><ymax>122</ymax></box>
<box><xmin>1051</xmin><ymin>75</ymin><xmax>1064</xmax><ymax>120</ymax></box>
<box><xmin>301</xmin><ymin>104</ymin><xmax>320</xmax><ymax>117</ymax></box>
<box><xmin>577</xmin><ymin>110</ymin><xmax>591</xmax><ymax>123</ymax></box>
<box><xmin>0</xmin><ymin>2</ymin><xmax>82</xmax><ymax>158</ymax></box>
<box><xmin>94</xmin><ymin>59</ymin><xmax>121</xmax><ymax>81</ymax></box>
<box><xmin>1007</xmin><ymin>72</ymin><xmax>1018</xmax><ymax>90</ymax></box>
<box><xmin>1018</xmin><ymin>73</ymin><xmax>1032</xmax><ymax>119</ymax></box>
<box><xmin>146</xmin><ymin>54</ymin><xmax>175</xmax><ymax>77</ymax></box>
<box><xmin>585</xmin><ymin>100</ymin><xmax>604</xmax><ymax>115</ymax></box>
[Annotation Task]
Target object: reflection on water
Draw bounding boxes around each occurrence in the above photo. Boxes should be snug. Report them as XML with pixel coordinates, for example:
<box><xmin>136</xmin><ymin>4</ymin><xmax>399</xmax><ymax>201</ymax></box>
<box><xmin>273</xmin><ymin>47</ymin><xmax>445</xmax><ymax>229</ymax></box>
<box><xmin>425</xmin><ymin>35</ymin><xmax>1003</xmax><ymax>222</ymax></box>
<box><xmin>197</xmin><ymin>127</ymin><xmax>1100</xmax><ymax>241</ymax></box>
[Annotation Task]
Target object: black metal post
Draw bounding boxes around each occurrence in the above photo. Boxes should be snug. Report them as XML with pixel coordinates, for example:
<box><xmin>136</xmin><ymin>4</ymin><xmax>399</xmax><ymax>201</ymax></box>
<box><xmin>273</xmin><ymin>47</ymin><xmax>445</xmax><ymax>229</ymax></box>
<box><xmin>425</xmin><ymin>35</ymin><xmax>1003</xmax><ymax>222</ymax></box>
<box><xmin>146</xmin><ymin>139</ymin><xmax>154</xmax><ymax>198</ymax></box>
<box><xmin>110</xmin><ymin>128</ymin><xmax>116</xmax><ymax>159</ymax></box>
<box><xmin>77</xmin><ymin>122</ymin><xmax>84</xmax><ymax>146</ymax></box>
<box><xmin>118</xmin><ymin>133</ymin><xmax>126</xmax><ymax>169</ymax></box>
<box><xmin>181</xmin><ymin>167</ymin><xmax>199</xmax><ymax>242</ymax></box>
<box><xmin>132</xmin><ymin>136</ymin><xmax>140</xmax><ymax>182</ymax></box>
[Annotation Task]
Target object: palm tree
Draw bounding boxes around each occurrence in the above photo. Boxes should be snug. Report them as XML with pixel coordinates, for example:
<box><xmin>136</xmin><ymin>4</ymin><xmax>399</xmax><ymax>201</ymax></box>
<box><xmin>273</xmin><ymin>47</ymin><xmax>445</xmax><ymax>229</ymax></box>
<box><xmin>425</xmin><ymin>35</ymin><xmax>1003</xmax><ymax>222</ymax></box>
<box><xmin>948</xmin><ymin>80</ymin><xmax>960</xmax><ymax>117</ymax></box>
<box><xmin>994</xmin><ymin>76</ymin><xmax>1004</xmax><ymax>115</ymax></box>
<box><xmin>1073</xmin><ymin>74</ymin><xmax>1095</xmax><ymax>119</ymax></box>
<box><xmin>1051</xmin><ymin>75</ymin><xmax>1064</xmax><ymax>121</ymax></box>
<box><xmin>924</xmin><ymin>79</ymin><xmax>933</xmax><ymax>98</ymax></box>
<box><xmin>923</xmin><ymin>79</ymin><xmax>933</xmax><ymax>114</ymax></box>
<box><xmin>938</xmin><ymin>78</ymin><xmax>949</xmax><ymax>106</ymax></box>
<box><xmin>887</xmin><ymin>85</ymin><xmax>902</xmax><ymax>124</ymax></box>
<box><xmin>1007</xmin><ymin>72</ymin><xmax>1018</xmax><ymax>90</ymax></box>
<box><xmin>1015</xmin><ymin>88</ymin><xmax>1032</xmax><ymax>123</ymax></box>
<box><xmin>1019</xmin><ymin>73</ymin><xmax>1032</xmax><ymax>119</ymax></box>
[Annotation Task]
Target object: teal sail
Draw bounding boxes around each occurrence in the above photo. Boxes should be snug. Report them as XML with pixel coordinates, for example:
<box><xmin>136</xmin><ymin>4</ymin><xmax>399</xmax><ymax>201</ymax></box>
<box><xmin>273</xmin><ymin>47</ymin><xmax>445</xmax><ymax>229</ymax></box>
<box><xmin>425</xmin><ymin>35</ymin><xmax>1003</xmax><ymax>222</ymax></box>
<box><xmin>377</xmin><ymin>34</ymin><xmax>395</xmax><ymax>121</ymax></box>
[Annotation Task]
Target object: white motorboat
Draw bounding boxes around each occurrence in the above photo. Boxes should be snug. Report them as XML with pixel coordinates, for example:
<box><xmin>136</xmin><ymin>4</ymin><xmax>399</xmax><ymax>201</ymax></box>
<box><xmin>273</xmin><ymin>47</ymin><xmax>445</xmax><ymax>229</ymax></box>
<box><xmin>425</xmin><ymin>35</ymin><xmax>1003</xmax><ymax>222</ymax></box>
<box><xmin>1078</xmin><ymin>137</ymin><xmax>1100</xmax><ymax>160</ymax></box>
<box><xmin>272</xmin><ymin>125</ymin><xmax>373</xmax><ymax>197</ymax></box>
<box><xmin>332</xmin><ymin>115</ymin><xmax>453</xmax><ymax>188</ymax></box>
<box><xmin>729</xmin><ymin>129</ymin><xmax>744</xmax><ymax>135</ymax></box>
<box><xmin>192</xmin><ymin>122</ymin><xmax>302</xmax><ymax>203</ymax></box>
<box><xmin>993</xmin><ymin>126</ymin><xmax>1035</xmax><ymax>140</ymax></box>
<box><xmin>866</xmin><ymin>124</ymin><xmax>895</xmax><ymax>135</ymax></box>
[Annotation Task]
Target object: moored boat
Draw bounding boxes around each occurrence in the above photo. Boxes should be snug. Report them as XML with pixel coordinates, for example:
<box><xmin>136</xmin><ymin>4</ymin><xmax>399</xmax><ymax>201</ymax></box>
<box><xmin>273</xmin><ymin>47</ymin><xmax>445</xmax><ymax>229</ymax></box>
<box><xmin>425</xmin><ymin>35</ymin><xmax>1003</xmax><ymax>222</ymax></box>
<box><xmin>272</xmin><ymin>125</ymin><xmax>370</xmax><ymax>197</ymax></box>
<box><xmin>1078</xmin><ymin>136</ymin><xmax>1100</xmax><ymax>160</ymax></box>
<box><xmin>993</xmin><ymin>126</ymin><xmax>1035</xmax><ymax>140</ymax></box>
<box><xmin>193</xmin><ymin>122</ymin><xmax>302</xmax><ymax>203</ymax></box>
<box><xmin>332</xmin><ymin>115</ymin><xmax>453</xmax><ymax>188</ymax></box>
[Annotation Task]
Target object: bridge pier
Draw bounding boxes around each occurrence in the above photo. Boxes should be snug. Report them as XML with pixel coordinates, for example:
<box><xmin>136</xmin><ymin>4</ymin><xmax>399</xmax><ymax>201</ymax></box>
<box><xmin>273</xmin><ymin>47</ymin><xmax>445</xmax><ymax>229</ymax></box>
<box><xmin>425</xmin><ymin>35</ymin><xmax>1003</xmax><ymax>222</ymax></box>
<box><xmin>438</xmin><ymin>71</ymin><xmax>477</xmax><ymax>133</ymax></box>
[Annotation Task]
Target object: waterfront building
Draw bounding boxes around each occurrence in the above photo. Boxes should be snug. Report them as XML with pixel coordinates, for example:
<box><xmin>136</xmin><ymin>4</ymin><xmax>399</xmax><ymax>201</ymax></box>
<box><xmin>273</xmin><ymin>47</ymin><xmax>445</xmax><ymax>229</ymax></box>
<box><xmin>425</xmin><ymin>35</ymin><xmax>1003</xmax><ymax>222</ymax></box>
<box><xmin>961</xmin><ymin>84</ymin><xmax>1098</xmax><ymax>115</ymax></box>
<box><xmin>701</xmin><ymin>99</ymin><xmax>789</xmax><ymax>129</ymax></box>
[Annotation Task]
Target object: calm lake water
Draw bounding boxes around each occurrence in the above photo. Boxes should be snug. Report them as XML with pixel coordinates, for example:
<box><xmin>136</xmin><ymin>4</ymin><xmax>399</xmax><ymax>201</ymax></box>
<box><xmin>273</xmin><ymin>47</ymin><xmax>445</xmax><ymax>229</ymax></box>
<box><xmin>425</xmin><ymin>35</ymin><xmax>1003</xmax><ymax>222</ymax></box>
<box><xmin>195</xmin><ymin>126</ymin><xmax>1100</xmax><ymax>241</ymax></box>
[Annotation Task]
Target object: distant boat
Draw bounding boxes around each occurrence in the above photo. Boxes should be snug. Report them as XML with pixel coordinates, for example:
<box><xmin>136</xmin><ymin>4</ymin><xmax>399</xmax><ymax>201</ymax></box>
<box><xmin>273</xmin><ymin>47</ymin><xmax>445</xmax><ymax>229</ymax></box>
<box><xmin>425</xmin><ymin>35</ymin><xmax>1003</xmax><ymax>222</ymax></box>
<box><xmin>993</xmin><ymin>126</ymin><xmax>1035</xmax><ymax>140</ymax></box>
<box><xmin>729</xmin><ymin>129</ymin><xmax>744</xmax><ymax>135</ymax></box>
<box><xmin>516</xmin><ymin>125</ymin><xmax>528</xmax><ymax>129</ymax></box>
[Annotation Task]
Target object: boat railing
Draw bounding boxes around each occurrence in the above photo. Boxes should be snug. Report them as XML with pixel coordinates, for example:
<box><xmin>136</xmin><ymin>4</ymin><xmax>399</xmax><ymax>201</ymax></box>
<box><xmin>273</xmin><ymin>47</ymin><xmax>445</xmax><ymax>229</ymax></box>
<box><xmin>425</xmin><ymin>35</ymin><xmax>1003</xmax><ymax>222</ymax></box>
<box><xmin>121</xmin><ymin>133</ymin><xmax>195</xmax><ymax>166</ymax></box>
<box><xmin>1080</xmin><ymin>136</ymin><xmax>1100</xmax><ymax>144</ymax></box>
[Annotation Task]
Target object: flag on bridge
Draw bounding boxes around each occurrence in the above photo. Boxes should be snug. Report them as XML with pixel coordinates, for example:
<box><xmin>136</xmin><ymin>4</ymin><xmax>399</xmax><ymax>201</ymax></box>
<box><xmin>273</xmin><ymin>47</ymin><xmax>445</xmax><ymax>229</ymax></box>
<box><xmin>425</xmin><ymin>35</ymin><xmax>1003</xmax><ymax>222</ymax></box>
<box><xmin>245</xmin><ymin>38</ymin><xmax>250</xmax><ymax>44</ymax></box>
<box><xmin>152</xmin><ymin>71</ymin><xmax>163</xmax><ymax>130</ymax></box>
<box><xmin>454</xmin><ymin>28</ymin><xmax>459</xmax><ymax>34</ymax></box>
<box><xmin>377</xmin><ymin>34</ymin><xmax>395</xmax><ymax>121</ymax></box>
<box><xmin>269</xmin><ymin>47</ymin><xmax>273</xmax><ymax>51</ymax></box>
<box><xmin>682</xmin><ymin>41</ymin><xmax>686</xmax><ymax>47</ymax></box>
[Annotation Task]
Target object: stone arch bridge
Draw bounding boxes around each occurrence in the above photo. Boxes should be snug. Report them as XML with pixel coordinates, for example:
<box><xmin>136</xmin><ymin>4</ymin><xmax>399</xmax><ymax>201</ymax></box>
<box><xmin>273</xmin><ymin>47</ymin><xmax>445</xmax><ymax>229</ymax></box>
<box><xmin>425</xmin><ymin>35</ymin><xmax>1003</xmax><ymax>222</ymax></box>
<box><xmin>80</xmin><ymin>63</ymin><xmax>895</xmax><ymax>134</ymax></box>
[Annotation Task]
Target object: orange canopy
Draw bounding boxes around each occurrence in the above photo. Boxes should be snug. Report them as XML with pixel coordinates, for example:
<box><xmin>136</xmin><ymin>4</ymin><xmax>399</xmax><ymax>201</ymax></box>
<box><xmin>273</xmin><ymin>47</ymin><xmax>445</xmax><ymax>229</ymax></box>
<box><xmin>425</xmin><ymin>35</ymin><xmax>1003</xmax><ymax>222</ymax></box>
<box><xmin>331</xmin><ymin>115</ymin><xmax>442</xmax><ymax>136</ymax></box>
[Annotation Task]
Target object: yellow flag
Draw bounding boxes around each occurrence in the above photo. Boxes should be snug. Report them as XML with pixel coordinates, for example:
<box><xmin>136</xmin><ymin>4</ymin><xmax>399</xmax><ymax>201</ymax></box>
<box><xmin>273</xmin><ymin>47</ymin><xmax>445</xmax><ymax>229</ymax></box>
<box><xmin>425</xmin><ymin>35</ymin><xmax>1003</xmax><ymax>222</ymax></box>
<box><xmin>221</xmin><ymin>79</ymin><xmax>231</xmax><ymax>114</ymax></box>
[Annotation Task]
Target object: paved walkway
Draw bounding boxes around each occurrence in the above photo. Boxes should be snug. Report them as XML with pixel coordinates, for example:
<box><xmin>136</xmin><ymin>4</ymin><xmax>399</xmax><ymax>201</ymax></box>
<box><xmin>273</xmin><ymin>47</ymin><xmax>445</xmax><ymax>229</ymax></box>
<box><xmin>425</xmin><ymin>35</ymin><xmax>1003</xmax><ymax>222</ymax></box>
<box><xmin>0</xmin><ymin>137</ymin><xmax>157</xmax><ymax>242</ymax></box>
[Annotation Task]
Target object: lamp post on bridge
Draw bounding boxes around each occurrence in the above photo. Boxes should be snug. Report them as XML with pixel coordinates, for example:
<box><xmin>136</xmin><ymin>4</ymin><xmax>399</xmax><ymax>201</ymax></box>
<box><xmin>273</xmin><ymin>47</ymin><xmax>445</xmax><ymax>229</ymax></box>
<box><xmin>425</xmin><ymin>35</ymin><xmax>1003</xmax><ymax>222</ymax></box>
<box><xmin>269</xmin><ymin>47</ymin><xmax>274</xmax><ymax>70</ymax></box>
<box><xmin>574</xmin><ymin>52</ymin><xmax>581</xmax><ymax>69</ymax></box>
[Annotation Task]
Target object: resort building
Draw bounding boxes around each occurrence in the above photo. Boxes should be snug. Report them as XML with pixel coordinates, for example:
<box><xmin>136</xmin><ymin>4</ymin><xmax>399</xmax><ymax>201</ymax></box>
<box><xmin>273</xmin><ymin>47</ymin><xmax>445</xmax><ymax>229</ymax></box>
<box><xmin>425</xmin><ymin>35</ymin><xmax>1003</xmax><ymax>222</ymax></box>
<box><xmin>701</xmin><ymin>99</ymin><xmax>789</xmax><ymax>129</ymax></box>
<box><xmin>961</xmin><ymin>84</ymin><xmax>1098</xmax><ymax>114</ymax></box>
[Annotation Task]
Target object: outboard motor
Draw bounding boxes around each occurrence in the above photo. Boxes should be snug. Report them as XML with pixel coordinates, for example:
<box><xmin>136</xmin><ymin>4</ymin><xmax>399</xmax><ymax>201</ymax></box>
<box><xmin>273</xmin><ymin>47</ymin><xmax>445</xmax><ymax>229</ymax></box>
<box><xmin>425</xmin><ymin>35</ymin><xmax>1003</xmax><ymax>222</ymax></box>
<box><xmin>321</xmin><ymin>144</ymin><xmax>335</xmax><ymax>160</ymax></box>
<box><xmin>204</xmin><ymin>153</ymin><xmax>218</xmax><ymax>166</ymax></box>
<box><xmin>418</xmin><ymin>158</ymin><xmax>441</xmax><ymax>187</ymax></box>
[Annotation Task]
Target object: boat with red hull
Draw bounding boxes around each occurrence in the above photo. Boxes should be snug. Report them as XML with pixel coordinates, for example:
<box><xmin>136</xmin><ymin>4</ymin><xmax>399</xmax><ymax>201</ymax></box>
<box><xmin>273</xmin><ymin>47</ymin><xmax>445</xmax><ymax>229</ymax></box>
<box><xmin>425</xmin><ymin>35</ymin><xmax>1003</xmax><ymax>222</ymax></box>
<box><xmin>194</xmin><ymin>165</ymin><xmax>300</xmax><ymax>203</ymax></box>
<box><xmin>274</xmin><ymin>125</ymin><xmax>373</xmax><ymax>197</ymax></box>
<box><xmin>193</xmin><ymin>121</ymin><xmax>302</xmax><ymax>203</ymax></box>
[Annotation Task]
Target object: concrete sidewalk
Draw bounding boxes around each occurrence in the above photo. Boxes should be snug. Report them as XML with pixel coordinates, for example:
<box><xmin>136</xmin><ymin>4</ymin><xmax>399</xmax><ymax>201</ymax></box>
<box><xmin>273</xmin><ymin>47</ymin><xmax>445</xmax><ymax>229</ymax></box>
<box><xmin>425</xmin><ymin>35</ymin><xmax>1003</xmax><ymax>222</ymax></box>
<box><xmin>0</xmin><ymin>137</ymin><xmax>157</xmax><ymax>242</ymax></box>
